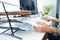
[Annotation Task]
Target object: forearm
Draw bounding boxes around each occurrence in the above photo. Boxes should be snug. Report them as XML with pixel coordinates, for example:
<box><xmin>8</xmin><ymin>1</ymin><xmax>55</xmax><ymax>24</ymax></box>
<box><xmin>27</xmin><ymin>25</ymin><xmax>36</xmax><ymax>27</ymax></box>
<box><xmin>52</xmin><ymin>18</ymin><xmax>60</xmax><ymax>23</ymax></box>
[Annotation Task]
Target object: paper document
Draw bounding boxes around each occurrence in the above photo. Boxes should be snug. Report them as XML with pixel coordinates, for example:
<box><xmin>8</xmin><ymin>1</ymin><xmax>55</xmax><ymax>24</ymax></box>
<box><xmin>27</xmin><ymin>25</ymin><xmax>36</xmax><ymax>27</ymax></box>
<box><xmin>23</xmin><ymin>18</ymin><xmax>51</xmax><ymax>27</ymax></box>
<box><xmin>23</xmin><ymin>18</ymin><xmax>38</xmax><ymax>27</ymax></box>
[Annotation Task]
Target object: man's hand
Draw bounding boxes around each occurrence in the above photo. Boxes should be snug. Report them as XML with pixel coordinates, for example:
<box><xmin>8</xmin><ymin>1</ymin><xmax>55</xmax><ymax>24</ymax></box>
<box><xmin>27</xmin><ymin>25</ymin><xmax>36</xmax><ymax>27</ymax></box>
<box><xmin>34</xmin><ymin>22</ymin><xmax>55</xmax><ymax>33</ymax></box>
<box><xmin>43</xmin><ymin>17</ymin><xmax>54</xmax><ymax>21</ymax></box>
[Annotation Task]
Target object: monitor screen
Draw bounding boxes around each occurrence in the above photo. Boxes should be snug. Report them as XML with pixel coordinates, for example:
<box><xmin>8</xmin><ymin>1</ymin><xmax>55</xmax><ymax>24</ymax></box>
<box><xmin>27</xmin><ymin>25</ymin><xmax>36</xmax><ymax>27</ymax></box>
<box><xmin>20</xmin><ymin>0</ymin><xmax>38</xmax><ymax>14</ymax></box>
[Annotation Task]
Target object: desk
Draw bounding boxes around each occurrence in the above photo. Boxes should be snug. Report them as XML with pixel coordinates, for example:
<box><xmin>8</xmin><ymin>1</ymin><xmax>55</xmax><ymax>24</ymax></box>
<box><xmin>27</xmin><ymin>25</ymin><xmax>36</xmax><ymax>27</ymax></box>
<box><xmin>15</xmin><ymin>27</ymin><xmax>45</xmax><ymax>40</ymax></box>
<box><xmin>0</xmin><ymin>16</ymin><xmax>51</xmax><ymax>40</ymax></box>
<box><xmin>0</xmin><ymin>22</ymin><xmax>46</xmax><ymax>40</ymax></box>
<box><xmin>14</xmin><ymin>17</ymin><xmax>51</xmax><ymax>40</ymax></box>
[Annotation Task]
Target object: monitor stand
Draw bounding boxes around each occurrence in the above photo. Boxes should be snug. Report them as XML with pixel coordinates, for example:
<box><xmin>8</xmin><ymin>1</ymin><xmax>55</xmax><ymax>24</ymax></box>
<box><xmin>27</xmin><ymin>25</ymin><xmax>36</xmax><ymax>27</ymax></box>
<box><xmin>0</xmin><ymin>1</ymin><xmax>22</xmax><ymax>40</ymax></box>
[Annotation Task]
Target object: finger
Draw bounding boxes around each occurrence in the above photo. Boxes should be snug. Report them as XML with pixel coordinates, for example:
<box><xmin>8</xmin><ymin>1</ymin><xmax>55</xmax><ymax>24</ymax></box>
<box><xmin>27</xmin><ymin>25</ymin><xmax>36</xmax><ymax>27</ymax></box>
<box><xmin>37</xmin><ymin>22</ymin><xmax>46</xmax><ymax>25</ymax></box>
<box><xmin>33</xmin><ymin>26</ymin><xmax>44</xmax><ymax>32</ymax></box>
<box><xmin>34</xmin><ymin>27</ymin><xmax>39</xmax><ymax>31</ymax></box>
<box><xmin>43</xmin><ymin>17</ymin><xmax>49</xmax><ymax>20</ymax></box>
<box><xmin>34</xmin><ymin>26</ymin><xmax>39</xmax><ymax>29</ymax></box>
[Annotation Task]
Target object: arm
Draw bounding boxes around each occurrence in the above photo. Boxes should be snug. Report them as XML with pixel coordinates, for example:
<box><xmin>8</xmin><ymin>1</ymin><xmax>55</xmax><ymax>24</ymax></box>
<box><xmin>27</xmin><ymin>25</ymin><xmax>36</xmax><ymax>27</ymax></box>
<box><xmin>34</xmin><ymin>22</ymin><xmax>60</xmax><ymax>35</ymax></box>
<box><xmin>43</xmin><ymin>17</ymin><xmax>60</xmax><ymax>23</ymax></box>
<box><xmin>34</xmin><ymin>24</ymin><xmax>55</xmax><ymax>33</ymax></box>
<box><xmin>52</xmin><ymin>18</ymin><xmax>60</xmax><ymax>23</ymax></box>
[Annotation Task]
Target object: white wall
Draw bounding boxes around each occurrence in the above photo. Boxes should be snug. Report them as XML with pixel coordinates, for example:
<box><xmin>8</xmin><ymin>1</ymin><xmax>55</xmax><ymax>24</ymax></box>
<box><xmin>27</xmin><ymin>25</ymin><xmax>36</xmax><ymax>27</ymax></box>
<box><xmin>37</xmin><ymin>0</ymin><xmax>57</xmax><ymax>17</ymax></box>
<box><xmin>37</xmin><ymin>0</ymin><xmax>57</xmax><ymax>26</ymax></box>
<box><xmin>0</xmin><ymin>0</ymin><xmax>20</xmax><ymax>12</ymax></box>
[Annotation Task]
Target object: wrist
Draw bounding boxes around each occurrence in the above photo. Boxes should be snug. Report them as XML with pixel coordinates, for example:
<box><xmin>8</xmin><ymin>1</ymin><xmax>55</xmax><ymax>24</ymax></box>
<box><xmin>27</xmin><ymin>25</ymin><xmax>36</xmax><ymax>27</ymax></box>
<box><xmin>52</xmin><ymin>27</ymin><xmax>59</xmax><ymax>36</ymax></box>
<box><xmin>51</xmin><ymin>18</ymin><xmax>56</xmax><ymax>21</ymax></box>
<box><xmin>48</xmin><ymin>26</ymin><xmax>55</xmax><ymax>33</ymax></box>
<box><xmin>58</xmin><ymin>28</ymin><xmax>60</xmax><ymax>35</ymax></box>
<box><xmin>51</xmin><ymin>27</ymin><xmax>55</xmax><ymax>33</ymax></box>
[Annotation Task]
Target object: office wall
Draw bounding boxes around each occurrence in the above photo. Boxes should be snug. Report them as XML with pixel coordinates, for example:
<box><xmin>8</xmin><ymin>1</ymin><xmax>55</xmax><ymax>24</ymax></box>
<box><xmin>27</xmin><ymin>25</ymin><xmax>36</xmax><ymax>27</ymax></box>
<box><xmin>37</xmin><ymin>0</ymin><xmax>57</xmax><ymax>26</ymax></box>
<box><xmin>0</xmin><ymin>0</ymin><xmax>20</xmax><ymax>12</ymax></box>
<box><xmin>37</xmin><ymin>0</ymin><xmax>57</xmax><ymax>17</ymax></box>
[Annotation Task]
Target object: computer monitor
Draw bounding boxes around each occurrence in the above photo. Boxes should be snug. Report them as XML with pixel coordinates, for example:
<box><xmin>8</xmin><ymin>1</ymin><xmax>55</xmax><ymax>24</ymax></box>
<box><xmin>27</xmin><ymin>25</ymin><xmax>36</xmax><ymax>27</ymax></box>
<box><xmin>19</xmin><ymin>0</ymin><xmax>38</xmax><ymax>14</ymax></box>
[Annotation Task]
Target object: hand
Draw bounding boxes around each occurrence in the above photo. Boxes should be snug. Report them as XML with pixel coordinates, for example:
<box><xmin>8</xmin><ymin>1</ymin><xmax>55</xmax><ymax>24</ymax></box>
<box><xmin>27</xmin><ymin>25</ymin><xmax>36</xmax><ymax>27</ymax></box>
<box><xmin>43</xmin><ymin>17</ymin><xmax>53</xmax><ymax>21</ymax></box>
<box><xmin>34</xmin><ymin>22</ymin><xmax>55</xmax><ymax>33</ymax></box>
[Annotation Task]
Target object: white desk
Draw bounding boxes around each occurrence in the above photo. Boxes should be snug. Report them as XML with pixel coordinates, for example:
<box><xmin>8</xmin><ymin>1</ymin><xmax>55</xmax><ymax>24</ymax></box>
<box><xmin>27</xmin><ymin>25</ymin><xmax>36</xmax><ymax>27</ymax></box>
<box><xmin>14</xmin><ymin>17</ymin><xmax>51</xmax><ymax>40</ymax></box>
<box><xmin>15</xmin><ymin>27</ymin><xmax>45</xmax><ymax>40</ymax></box>
<box><xmin>0</xmin><ymin>15</ymin><xmax>51</xmax><ymax>40</ymax></box>
<box><xmin>15</xmin><ymin>16</ymin><xmax>52</xmax><ymax>40</ymax></box>
<box><xmin>0</xmin><ymin>22</ymin><xmax>46</xmax><ymax>40</ymax></box>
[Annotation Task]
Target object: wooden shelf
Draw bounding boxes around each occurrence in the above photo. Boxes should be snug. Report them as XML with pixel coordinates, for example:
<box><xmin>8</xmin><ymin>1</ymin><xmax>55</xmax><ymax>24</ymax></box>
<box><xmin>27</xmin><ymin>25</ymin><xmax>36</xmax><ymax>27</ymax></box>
<box><xmin>17</xmin><ymin>10</ymin><xmax>31</xmax><ymax>15</ymax></box>
<box><xmin>0</xmin><ymin>12</ymin><xmax>17</xmax><ymax>16</ymax></box>
<box><xmin>0</xmin><ymin>10</ymin><xmax>31</xmax><ymax>16</ymax></box>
